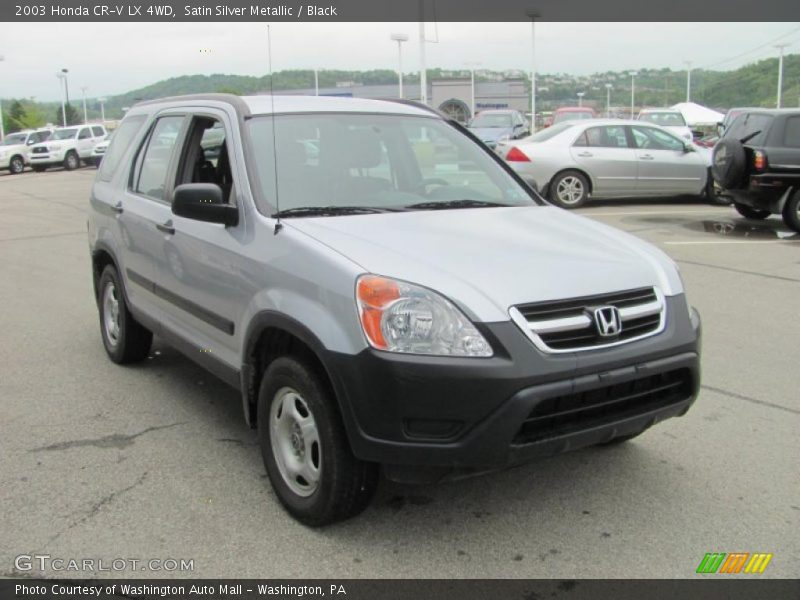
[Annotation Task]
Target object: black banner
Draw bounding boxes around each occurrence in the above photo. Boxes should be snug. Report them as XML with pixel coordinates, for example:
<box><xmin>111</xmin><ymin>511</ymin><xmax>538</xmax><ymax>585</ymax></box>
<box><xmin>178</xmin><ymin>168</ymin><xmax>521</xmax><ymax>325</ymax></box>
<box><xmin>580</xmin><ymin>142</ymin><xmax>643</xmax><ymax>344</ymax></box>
<box><xmin>3</xmin><ymin>0</ymin><xmax>800</xmax><ymax>22</ymax></box>
<box><xmin>2</xmin><ymin>580</ymin><xmax>800</xmax><ymax>600</ymax></box>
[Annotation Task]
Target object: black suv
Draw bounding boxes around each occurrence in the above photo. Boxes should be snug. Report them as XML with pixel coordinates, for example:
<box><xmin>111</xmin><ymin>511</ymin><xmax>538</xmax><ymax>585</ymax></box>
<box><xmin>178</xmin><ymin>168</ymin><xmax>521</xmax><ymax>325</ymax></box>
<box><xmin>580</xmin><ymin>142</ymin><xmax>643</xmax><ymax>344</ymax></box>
<box><xmin>712</xmin><ymin>109</ymin><xmax>800</xmax><ymax>232</ymax></box>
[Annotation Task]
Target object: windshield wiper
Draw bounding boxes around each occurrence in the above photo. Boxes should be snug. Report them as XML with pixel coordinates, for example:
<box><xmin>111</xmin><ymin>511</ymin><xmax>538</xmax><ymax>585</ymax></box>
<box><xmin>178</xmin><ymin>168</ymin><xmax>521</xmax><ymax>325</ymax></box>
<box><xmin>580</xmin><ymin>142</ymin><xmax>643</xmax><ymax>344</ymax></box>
<box><xmin>272</xmin><ymin>206</ymin><xmax>392</xmax><ymax>218</ymax></box>
<box><xmin>405</xmin><ymin>199</ymin><xmax>512</xmax><ymax>211</ymax></box>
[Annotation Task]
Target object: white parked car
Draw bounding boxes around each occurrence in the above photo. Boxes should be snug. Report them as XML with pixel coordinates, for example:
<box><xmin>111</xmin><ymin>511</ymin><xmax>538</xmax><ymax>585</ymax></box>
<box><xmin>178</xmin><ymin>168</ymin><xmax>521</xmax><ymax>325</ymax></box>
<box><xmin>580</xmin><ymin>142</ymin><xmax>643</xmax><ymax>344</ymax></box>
<box><xmin>28</xmin><ymin>124</ymin><xmax>107</xmax><ymax>171</ymax></box>
<box><xmin>495</xmin><ymin>119</ymin><xmax>716</xmax><ymax>208</ymax></box>
<box><xmin>89</xmin><ymin>132</ymin><xmax>113</xmax><ymax>167</ymax></box>
<box><xmin>0</xmin><ymin>128</ymin><xmax>54</xmax><ymax>174</ymax></box>
<box><xmin>636</xmin><ymin>109</ymin><xmax>694</xmax><ymax>142</ymax></box>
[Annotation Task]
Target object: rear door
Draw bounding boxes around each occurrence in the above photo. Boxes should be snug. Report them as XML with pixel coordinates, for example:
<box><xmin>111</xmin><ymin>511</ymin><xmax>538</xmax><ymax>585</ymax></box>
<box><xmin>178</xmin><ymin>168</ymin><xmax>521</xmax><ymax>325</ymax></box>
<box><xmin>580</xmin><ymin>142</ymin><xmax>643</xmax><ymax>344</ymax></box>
<box><xmin>570</xmin><ymin>124</ymin><xmax>637</xmax><ymax>196</ymax></box>
<box><xmin>630</xmin><ymin>125</ymin><xmax>705</xmax><ymax>195</ymax></box>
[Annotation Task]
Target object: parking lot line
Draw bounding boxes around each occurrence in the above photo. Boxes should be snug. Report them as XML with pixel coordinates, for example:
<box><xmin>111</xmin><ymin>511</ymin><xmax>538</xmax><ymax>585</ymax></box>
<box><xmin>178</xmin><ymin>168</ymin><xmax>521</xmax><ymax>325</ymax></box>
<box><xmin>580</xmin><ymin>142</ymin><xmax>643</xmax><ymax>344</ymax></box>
<box><xmin>582</xmin><ymin>209</ymin><xmax>726</xmax><ymax>217</ymax></box>
<box><xmin>664</xmin><ymin>240</ymin><xmax>799</xmax><ymax>245</ymax></box>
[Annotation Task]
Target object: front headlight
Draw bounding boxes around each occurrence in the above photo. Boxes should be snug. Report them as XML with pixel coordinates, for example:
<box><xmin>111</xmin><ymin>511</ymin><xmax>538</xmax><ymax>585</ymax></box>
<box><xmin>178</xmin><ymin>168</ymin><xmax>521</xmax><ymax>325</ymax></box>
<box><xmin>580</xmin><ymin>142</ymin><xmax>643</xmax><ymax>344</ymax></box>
<box><xmin>356</xmin><ymin>274</ymin><xmax>493</xmax><ymax>357</ymax></box>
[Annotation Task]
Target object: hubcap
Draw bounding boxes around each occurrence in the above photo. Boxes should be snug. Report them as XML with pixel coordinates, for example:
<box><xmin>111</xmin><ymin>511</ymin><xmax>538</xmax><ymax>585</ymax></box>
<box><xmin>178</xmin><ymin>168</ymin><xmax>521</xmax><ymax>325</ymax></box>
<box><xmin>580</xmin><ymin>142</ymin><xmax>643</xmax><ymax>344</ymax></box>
<box><xmin>557</xmin><ymin>176</ymin><xmax>584</xmax><ymax>205</ymax></box>
<box><xmin>11</xmin><ymin>158</ymin><xmax>23</xmax><ymax>173</ymax></box>
<box><xmin>102</xmin><ymin>282</ymin><xmax>121</xmax><ymax>347</ymax></box>
<box><xmin>270</xmin><ymin>387</ymin><xmax>321</xmax><ymax>497</ymax></box>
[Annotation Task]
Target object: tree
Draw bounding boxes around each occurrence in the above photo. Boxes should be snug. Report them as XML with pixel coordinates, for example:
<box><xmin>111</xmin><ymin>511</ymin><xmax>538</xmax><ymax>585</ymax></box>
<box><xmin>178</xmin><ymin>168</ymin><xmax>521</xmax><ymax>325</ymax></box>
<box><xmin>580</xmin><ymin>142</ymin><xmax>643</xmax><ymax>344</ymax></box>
<box><xmin>54</xmin><ymin>103</ymin><xmax>80</xmax><ymax>126</ymax></box>
<box><xmin>10</xmin><ymin>102</ymin><xmax>46</xmax><ymax>130</ymax></box>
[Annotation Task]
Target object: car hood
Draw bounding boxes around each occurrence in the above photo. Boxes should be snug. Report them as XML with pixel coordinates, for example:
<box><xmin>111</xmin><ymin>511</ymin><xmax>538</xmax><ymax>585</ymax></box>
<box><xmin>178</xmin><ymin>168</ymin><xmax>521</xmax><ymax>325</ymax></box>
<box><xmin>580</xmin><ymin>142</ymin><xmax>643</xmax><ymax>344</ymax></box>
<box><xmin>468</xmin><ymin>127</ymin><xmax>513</xmax><ymax>143</ymax></box>
<box><xmin>288</xmin><ymin>206</ymin><xmax>682</xmax><ymax>322</ymax></box>
<box><xmin>0</xmin><ymin>143</ymin><xmax>27</xmax><ymax>153</ymax></box>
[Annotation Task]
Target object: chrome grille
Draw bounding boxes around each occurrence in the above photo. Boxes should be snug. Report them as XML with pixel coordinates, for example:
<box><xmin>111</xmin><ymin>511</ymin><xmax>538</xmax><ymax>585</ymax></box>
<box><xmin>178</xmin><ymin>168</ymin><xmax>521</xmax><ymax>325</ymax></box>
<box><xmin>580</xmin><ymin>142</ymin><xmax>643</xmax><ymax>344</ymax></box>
<box><xmin>510</xmin><ymin>287</ymin><xmax>665</xmax><ymax>352</ymax></box>
<box><xmin>32</xmin><ymin>147</ymin><xmax>48</xmax><ymax>154</ymax></box>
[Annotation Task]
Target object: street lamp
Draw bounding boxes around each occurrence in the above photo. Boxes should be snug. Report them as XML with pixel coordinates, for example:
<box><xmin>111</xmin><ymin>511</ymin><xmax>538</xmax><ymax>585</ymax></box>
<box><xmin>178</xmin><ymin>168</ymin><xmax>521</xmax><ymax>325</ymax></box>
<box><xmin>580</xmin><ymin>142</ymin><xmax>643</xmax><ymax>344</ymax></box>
<box><xmin>605</xmin><ymin>83</ymin><xmax>613</xmax><ymax>117</ymax></box>
<box><xmin>56</xmin><ymin>71</ymin><xmax>68</xmax><ymax>127</ymax></box>
<box><xmin>629</xmin><ymin>71</ymin><xmax>637</xmax><ymax>119</ymax></box>
<box><xmin>0</xmin><ymin>55</ymin><xmax>5</xmax><ymax>142</ymax></box>
<box><xmin>684</xmin><ymin>61</ymin><xmax>692</xmax><ymax>102</ymax></box>
<box><xmin>80</xmin><ymin>86</ymin><xmax>88</xmax><ymax>124</ymax></box>
<box><xmin>577</xmin><ymin>91</ymin><xmax>585</xmax><ymax>107</ymax></box>
<box><xmin>390</xmin><ymin>33</ymin><xmax>409</xmax><ymax>99</ymax></box>
<box><xmin>464</xmin><ymin>61</ymin><xmax>481</xmax><ymax>119</ymax></box>
<box><xmin>313</xmin><ymin>69</ymin><xmax>319</xmax><ymax>96</ymax></box>
<box><xmin>98</xmin><ymin>97</ymin><xmax>107</xmax><ymax>124</ymax></box>
<box><xmin>775</xmin><ymin>43</ymin><xmax>789</xmax><ymax>108</ymax></box>
<box><xmin>527</xmin><ymin>11</ymin><xmax>539</xmax><ymax>133</ymax></box>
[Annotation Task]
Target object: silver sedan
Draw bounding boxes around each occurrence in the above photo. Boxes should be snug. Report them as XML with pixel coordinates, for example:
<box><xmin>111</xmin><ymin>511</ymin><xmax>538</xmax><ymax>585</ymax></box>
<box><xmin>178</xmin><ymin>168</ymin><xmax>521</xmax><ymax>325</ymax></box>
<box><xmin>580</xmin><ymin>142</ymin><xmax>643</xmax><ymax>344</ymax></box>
<box><xmin>495</xmin><ymin>119</ymin><xmax>714</xmax><ymax>208</ymax></box>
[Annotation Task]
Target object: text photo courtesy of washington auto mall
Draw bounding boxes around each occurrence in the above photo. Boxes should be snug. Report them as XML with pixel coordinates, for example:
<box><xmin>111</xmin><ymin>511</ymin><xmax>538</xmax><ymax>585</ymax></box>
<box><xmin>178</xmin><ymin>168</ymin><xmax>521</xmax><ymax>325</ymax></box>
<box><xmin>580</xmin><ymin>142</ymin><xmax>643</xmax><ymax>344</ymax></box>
<box><xmin>0</xmin><ymin>0</ymin><xmax>799</xmax><ymax>598</ymax></box>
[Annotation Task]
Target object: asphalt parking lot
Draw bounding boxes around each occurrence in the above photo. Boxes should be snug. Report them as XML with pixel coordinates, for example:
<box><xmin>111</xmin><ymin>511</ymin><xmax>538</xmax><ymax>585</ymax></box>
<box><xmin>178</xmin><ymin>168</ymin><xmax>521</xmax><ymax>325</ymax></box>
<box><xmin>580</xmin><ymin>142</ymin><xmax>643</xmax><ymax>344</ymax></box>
<box><xmin>1</xmin><ymin>167</ymin><xmax>798</xmax><ymax>579</ymax></box>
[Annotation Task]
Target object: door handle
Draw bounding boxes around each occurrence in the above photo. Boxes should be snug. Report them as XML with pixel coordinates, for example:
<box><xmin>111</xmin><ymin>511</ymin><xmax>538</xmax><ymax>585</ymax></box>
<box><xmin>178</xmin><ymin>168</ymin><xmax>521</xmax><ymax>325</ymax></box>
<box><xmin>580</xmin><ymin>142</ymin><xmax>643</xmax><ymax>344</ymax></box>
<box><xmin>640</xmin><ymin>154</ymin><xmax>654</xmax><ymax>160</ymax></box>
<box><xmin>156</xmin><ymin>220</ymin><xmax>175</xmax><ymax>235</ymax></box>
<box><xmin>577</xmin><ymin>152</ymin><xmax>593</xmax><ymax>157</ymax></box>
<box><xmin>111</xmin><ymin>202</ymin><xmax>123</xmax><ymax>214</ymax></box>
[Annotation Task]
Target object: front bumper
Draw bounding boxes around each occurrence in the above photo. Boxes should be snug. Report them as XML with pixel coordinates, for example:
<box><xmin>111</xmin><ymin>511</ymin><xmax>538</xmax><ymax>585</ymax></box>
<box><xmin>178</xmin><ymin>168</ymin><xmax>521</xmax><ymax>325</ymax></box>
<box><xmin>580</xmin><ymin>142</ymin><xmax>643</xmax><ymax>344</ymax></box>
<box><xmin>327</xmin><ymin>296</ymin><xmax>701</xmax><ymax>483</ymax></box>
<box><xmin>29</xmin><ymin>150</ymin><xmax>66</xmax><ymax>165</ymax></box>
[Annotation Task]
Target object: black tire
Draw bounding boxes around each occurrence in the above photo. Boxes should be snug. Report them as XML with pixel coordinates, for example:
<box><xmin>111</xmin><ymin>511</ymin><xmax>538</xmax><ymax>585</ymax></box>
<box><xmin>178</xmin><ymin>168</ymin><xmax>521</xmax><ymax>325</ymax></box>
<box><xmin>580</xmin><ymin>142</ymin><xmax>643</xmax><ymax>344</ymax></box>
<box><xmin>258</xmin><ymin>356</ymin><xmax>378</xmax><ymax>526</ymax></box>
<box><xmin>734</xmin><ymin>203</ymin><xmax>771</xmax><ymax>220</ymax></box>
<box><xmin>32</xmin><ymin>165</ymin><xmax>47</xmax><ymax>173</ymax></box>
<box><xmin>97</xmin><ymin>265</ymin><xmax>152</xmax><ymax>364</ymax></box>
<box><xmin>9</xmin><ymin>155</ymin><xmax>25</xmax><ymax>175</ymax></box>
<box><xmin>63</xmin><ymin>151</ymin><xmax>79</xmax><ymax>171</ymax></box>
<box><xmin>782</xmin><ymin>191</ymin><xmax>800</xmax><ymax>233</ymax></box>
<box><xmin>711</xmin><ymin>138</ymin><xmax>746</xmax><ymax>189</ymax></box>
<box><xmin>549</xmin><ymin>170</ymin><xmax>589</xmax><ymax>209</ymax></box>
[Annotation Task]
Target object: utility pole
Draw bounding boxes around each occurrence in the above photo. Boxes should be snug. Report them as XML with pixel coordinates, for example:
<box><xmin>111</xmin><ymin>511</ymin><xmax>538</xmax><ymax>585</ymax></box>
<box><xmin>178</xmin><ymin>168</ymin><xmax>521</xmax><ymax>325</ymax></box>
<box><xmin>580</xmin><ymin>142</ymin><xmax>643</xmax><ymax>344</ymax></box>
<box><xmin>80</xmin><ymin>86</ymin><xmax>88</xmax><ymax>123</ymax></box>
<box><xmin>390</xmin><ymin>33</ymin><xmax>409</xmax><ymax>99</ymax></box>
<box><xmin>418</xmin><ymin>8</ymin><xmax>427</xmax><ymax>105</ymax></box>
<box><xmin>684</xmin><ymin>61</ymin><xmax>692</xmax><ymax>102</ymax></box>
<box><xmin>464</xmin><ymin>61</ymin><xmax>481</xmax><ymax>119</ymax></box>
<box><xmin>629</xmin><ymin>71</ymin><xmax>637</xmax><ymax>119</ymax></box>
<box><xmin>527</xmin><ymin>11</ymin><xmax>539</xmax><ymax>132</ymax></box>
<box><xmin>314</xmin><ymin>69</ymin><xmax>319</xmax><ymax>96</ymax></box>
<box><xmin>98</xmin><ymin>97</ymin><xmax>106</xmax><ymax>124</ymax></box>
<box><xmin>577</xmin><ymin>91</ymin><xmax>585</xmax><ymax>107</ymax></box>
<box><xmin>605</xmin><ymin>83</ymin><xmax>612</xmax><ymax>117</ymax></box>
<box><xmin>775</xmin><ymin>43</ymin><xmax>789</xmax><ymax>108</ymax></box>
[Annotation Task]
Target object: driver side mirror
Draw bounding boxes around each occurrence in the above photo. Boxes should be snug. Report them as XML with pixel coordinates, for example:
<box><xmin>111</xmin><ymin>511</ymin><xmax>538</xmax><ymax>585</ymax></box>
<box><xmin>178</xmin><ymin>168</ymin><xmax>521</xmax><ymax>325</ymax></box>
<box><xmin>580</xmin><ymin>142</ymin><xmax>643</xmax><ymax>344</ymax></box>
<box><xmin>172</xmin><ymin>183</ymin><xmax>238</xmax><ymax>227</ymax></box>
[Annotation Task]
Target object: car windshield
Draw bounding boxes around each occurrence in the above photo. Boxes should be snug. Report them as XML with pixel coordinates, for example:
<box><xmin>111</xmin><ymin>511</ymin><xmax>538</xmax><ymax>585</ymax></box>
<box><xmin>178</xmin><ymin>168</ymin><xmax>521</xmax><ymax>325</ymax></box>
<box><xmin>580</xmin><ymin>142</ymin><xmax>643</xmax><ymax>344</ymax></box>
<box><xmin>53</xmin><ymin>128</ymin><xmax>78</xmax><ymax>140</ymax></box>
<box><xmin>2</xmin><ymin>133</ymin><xmax>27</xmax><ymax>146</ymax></box>
<box><xmin>470</xmin><ymin>114</ymin><xmax>513</xmax><ymax>128</ymax></box>
<box><xmin>247</xmin><ymin>113</ymin><xmax>536</xmax><ymax>216</ymax></box>
<box><xmin>553</xmin><ymin>111</ymin><xmax>593</xmax><ymax>124</ymax></box>
<box><xmin>639</xmin><ymin>112</ymin><xmax>687</xmax><ymax>127</ymax></box>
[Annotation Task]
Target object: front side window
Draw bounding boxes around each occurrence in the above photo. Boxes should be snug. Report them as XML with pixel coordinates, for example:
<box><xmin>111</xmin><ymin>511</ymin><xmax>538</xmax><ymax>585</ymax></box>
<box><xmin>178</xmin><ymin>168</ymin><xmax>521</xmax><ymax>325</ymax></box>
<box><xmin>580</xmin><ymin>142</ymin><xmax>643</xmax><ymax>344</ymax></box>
<box><xmin>78</xmin><ymin>128</ymin><xmax>92</xmax><ymax>140</ymax></box>
<box><xmin>92</xmin><ymin>126</ymin><xmax>105</xmax><ymax>137</ymax></box>
<box><xmin>247</xmin><ymin>113</ymin><xmax>535</xmax><ymax>215</ymax></box>
<box><xmin>133</xmin><ymin>116</ymin><xmax>184</xmax><ymax>201</ymax></box>
<box><xmin>631</xmin><ymin>126</ymin><xmax>684</xmax><ymax>151</ymax></box>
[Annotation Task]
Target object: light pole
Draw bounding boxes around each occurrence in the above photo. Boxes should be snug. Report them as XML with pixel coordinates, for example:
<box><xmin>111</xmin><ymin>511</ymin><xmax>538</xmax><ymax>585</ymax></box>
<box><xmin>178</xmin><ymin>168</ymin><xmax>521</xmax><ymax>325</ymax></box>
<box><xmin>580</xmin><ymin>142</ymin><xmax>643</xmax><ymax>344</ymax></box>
<box><xmin>390</xmin><ymin>33</ymin><xmax>408</xmax><ymax>99</ymax></box>
<box><xmin>605</xmin><ymin>83</ymin><xmax>612</xmax><ymax>117</ymax></box>
<box><xmin>61</xmin><ymin>68</ymin><xmax>70</xmax><ymax>105</ymax></box>
<box><xmin>577</xmin><ymin>91</ymin><xmax>585</xmax><ymax>107</ymax></box>
<box><xmin>684</xmin><ymin>61</ymin><xmax>692</xmax><ymax>102</ymax></box>
<box><xmin>464</xmin><ymin>61</ymin><xmax>481</xmax><ymax>119</ymax></box>
<box><xmin>56</xmin><ymin>71</ymin><xmax>67</xmax><ymax>126</ymax></box>
<box><xmin>418</xmin><ymin>8</ymin><xmax>427</xmax><ymax>104</ymax></box>
<box><xmin>0</xmin><ymin>55</ymin><xmax>5</xmax><ymax>142</ymax></box>
<box><xmin>629</xmin><ymin>71</ymin><xmax>637</xmax><ymax>119</ymax></box>
<box><xmin>80</xmin><ymin>86</ymin><xmax>88</xmax><ymax>123</ymax></box>
<box><xmin>775</xmin><ymin>43</ymin><xmax>789</xmax><ymax>108</ymax></box>
<box><xmin>98</xmin><ymin>97</ymin><xmax>106</xmax><ymax>124</ymax></box>
<box><xmin>313</xmin><ymin>69</ymin><xmax>319</xmax><ymax>96</ymax></box>
<box><xmin>527</xmin><ymin>11</ymin><xmax>539</xmax><ymax>132</ymax></box>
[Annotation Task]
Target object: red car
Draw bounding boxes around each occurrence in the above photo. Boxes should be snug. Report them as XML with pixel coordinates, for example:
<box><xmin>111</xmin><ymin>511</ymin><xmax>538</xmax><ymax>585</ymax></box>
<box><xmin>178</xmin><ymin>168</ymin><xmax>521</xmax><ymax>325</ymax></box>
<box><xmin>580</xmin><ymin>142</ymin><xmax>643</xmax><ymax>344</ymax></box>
<box><xmin>551</xmin><ymin>106</ymin><xmax>597</xmax><ymax>125</ymax></box>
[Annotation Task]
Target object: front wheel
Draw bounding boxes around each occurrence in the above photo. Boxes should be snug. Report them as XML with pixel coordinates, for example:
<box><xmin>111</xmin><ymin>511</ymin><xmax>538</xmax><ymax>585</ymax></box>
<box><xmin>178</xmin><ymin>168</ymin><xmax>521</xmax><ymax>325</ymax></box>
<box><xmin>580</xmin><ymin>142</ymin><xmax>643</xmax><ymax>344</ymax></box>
<box><xmin>734</xmin><ymin>203</ymin><xmax>770</xmax><ymax>220</ymax></box>
<box><xmin>258</xmin><ymin>356</ymin><xmax>378</xmax><ymax>526</ymax></box>
<box><xmin>549</xmin><ymin>170</ymin><xmax>589</xmax><ymax>208</ymax></box>
<box><xmin>9</xmin><ymin>156</ymin><xmax>25</xmax><ymax>175</ymax></box>
<box><xmin>782</xmin><ymin>192</ymin><xmax>800</xmax><ymax>233</ymax></box>
<box><xmin>63</xmin><ymin>151</ymin><xmax>79</xmax><ymax>171</ymax></box>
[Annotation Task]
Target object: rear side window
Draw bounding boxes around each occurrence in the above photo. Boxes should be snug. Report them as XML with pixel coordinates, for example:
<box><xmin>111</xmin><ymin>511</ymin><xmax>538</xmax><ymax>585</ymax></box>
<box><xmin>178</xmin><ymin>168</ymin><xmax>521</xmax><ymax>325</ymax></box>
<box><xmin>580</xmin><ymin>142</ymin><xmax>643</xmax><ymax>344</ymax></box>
<box><xmin>98</xmin><ymin>116</ymin><xmax>146</xmax><ymax>182</ymax></box>
<box><xmin>133</xmin><ymin>116</ymin><xmax>184</xmax><ymax>201</ymax></box>
<box><xmin>78</xmin><ymin>128</ymin><xmax>92</xmax><ymax>140</ymax></box>
<box><xmin>577</xmin><ymin>126</ymin><xmax>628</xmax><ymax>148</ymax></box>
<box><xmin>92</xmin><ymin>126</ymin><xmax>105</xmax><ymax>137</ymax></box>
<box><xmin>783</xmin><ymin>117</ymin><xmax>800</xmax><ymax>148</ymax></box>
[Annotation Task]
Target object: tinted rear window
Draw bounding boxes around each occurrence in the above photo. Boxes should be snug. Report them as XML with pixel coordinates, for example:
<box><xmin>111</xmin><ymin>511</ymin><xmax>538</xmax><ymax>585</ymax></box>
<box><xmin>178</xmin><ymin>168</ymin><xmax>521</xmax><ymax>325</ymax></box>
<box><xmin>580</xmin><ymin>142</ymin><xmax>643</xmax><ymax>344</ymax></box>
<box><xmin>783</xmin><ymin>116</ymin><xmax>800</xmax><ymax>148</ymax></box>
<box><xmin>726</xmin><ymin>113</ymin><xmax>773</xmax><ymax>146</ymax></box>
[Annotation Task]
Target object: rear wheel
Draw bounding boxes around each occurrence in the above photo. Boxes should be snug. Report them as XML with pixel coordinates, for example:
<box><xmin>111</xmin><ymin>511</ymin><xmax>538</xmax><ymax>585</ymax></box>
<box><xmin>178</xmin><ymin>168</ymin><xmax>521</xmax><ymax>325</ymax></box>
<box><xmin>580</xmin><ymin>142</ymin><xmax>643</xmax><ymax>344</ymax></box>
<box><xmin>98</xmin><ymin>265</ymin><xmax>152</xmax><ymax>363</ymax></box>
<box><xmin>549</xmin><ymin>170</ymin><xmax>589</xmax><ymax>209</ymax></box>
<box><xmin>782</xmin><ymin>192</ymin><xmax>800</xmax><ymax>233</ymax></box>
<box><xmin>63</xmin><ymin>151</ymin><xmax>79</xmax><ymax>171</ymax></box>
<box><xmin>9</xmin><ymin>156</ymin><xmax>25</xmax><ymax>175</ymax></box>
<box><xmin>734</xmin><ymin>203</ymin><xmax>770</xmax><ymax>220</ymax></box>
<box><xmin>258</xmin><ymin>356</ymin><xmax>378</xmax><ymax>526</ymax></box>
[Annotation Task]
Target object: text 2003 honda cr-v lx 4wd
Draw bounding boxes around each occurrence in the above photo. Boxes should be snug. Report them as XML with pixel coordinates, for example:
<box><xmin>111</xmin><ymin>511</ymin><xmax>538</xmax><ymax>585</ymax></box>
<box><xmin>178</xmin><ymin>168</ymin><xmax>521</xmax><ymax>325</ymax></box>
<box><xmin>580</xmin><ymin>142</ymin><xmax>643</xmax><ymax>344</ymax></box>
<box><xmin>88</xmin><ymin>94</ymin><xmax>701</xmax><ymax>525</ymax></box>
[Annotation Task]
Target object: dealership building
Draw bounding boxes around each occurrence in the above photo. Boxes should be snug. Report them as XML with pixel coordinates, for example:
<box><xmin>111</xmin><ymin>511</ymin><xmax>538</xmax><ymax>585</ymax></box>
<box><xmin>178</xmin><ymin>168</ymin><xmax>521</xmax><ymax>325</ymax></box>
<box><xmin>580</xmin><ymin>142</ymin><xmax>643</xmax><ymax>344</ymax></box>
<box><xmin>268</xmin><ymin>78</ymin><xmax>529</xmax><ymax>122</ymax></box>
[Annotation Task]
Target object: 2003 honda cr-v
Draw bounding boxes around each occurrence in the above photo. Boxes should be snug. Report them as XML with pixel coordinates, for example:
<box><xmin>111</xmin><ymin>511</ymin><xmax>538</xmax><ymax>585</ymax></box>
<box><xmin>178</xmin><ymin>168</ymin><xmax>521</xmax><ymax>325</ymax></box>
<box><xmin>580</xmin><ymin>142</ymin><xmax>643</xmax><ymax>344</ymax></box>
<box><xmin>88</xmin><ymin>94</ymin><xmax>701</xmax><ymax>525</ymax></box>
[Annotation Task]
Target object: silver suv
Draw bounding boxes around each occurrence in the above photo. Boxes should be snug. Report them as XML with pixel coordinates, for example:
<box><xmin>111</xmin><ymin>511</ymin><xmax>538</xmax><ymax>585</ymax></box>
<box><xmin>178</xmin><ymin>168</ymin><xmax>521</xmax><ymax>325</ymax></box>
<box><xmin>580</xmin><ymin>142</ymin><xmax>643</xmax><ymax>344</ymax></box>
<box><xmin>88</xmin><ymin>94</ymin><xmax>702</xmax><ymax>525</ymax></box>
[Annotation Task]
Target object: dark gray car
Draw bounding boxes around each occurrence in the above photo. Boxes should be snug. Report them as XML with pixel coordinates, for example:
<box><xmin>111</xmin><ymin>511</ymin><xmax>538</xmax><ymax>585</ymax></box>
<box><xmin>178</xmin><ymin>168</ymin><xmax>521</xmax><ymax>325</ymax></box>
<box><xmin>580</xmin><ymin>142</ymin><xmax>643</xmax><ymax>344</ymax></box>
<box><xmin>468</xmin><ymin>109</ymin><xmax>529</xmax><ymax>149</ymax></box>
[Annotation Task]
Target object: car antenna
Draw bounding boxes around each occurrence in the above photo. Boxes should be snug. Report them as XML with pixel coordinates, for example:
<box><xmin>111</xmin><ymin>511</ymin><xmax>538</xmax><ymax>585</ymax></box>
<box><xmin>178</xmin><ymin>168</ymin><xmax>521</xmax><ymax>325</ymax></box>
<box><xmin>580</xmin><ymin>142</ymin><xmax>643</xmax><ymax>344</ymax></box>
<box><xmin>267</xmin><ymin>24</ymin><xmax>282</xmax><ymax>234</ymax></box>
